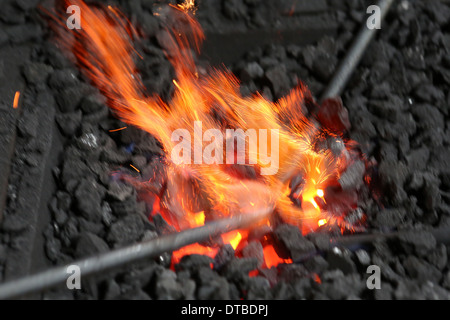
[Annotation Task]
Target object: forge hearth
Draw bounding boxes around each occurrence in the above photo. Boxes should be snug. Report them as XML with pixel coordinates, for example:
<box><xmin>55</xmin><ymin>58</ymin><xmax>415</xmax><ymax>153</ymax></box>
<box><xmin>0</xmin><ymin>0</ymin><xmax>449</xmax><ymax>300</ymax></box>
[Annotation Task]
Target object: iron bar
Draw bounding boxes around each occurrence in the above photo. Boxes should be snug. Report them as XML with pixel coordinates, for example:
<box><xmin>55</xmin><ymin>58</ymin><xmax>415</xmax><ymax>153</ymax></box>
<box><xmin>294</xmin><ymin>226</ymin><xmax>450</xmax><ymax>263</ymax></box>
<box><xmin>2</xmin><ymin>204</ymin><xmax>449</xmax><ymax>299</ymax></box>
<box><xmin>0</xmin><ymin>208</ymin><xmax>271</xmax><ymax>300</ymax></box>
<box><xmin>333</xmin><ymin>227</ymin><xmax>450</xmax><ymax>248</ymax></box>
<box><xmin>320</xmin><ymin>0</ymin><xmax>395</xmax><ymax>101</ymax></box>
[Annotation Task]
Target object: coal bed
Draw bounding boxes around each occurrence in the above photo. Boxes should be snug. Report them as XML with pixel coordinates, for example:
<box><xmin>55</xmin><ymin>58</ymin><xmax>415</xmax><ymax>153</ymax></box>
<box><xmin>0</xmin><ymin>0</ymin><xmax>450</xmax><ymax>300</ymax></box>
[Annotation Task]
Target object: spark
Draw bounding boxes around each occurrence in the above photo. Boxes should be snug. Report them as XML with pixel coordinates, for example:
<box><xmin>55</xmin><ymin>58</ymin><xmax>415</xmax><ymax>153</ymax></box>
<box><xmin>109</xmin><ymin>126</ymin><xmax>127</xmax><ymax>132</ymax></box>
<box><xmin>130</xmin><ymin>164</ymin><xmax>140</xmax><ymax>173</ymax></box>
<box><xmin>13</xmin><ymin>91</ymin><xmax>20</xmax><ymax>109</ymax></box>
<box><xmin>171</xmin><ymin>0</ymin><xmax>197</xmax><ymax>14</ymax></box>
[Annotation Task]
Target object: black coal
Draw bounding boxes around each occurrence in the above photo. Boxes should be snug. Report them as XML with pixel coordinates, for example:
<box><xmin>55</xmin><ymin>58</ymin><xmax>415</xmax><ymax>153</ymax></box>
<box><xmin>0</xmin><ymin>0</ymin><xmax>450</xmax><ymax>300</ymax></box>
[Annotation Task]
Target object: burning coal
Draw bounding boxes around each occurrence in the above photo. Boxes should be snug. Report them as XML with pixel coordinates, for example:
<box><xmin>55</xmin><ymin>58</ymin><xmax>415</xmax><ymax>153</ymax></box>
<box><xmin>53</xmin><ymin>0</ymin><xmax>366</xmax><ymax>267</ymax></box>
<box><xmin>170</xmin><ymin>120</ymin><xmax>280</xmax><ymax>175</ymax></box>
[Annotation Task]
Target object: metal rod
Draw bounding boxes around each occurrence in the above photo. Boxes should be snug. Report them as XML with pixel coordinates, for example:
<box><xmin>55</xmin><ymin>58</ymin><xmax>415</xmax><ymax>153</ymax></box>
<box><xmin>320</xmin><ymin>0</ymin><xmax>395</xmax><ymax>102</ymax></box>
<box><xmin>332</xmin><ymin>227</ymin><xmax>450</xmax><ymax>248</ymax></box>
<box><xmin>294</xmin><ymin>226</ymin><xmax>450</xmax><ymax>263</ymax></box>
<box><xmin>0</xmin><ymin>208</ymin><xmax>271</xmax><ymax>300</ymax></box>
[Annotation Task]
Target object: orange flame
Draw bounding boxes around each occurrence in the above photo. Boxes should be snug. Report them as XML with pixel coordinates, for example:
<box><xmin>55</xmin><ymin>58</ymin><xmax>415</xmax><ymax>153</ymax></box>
<box><xmin>56</xmin><ymin>0</ymin><xmax>358</xmax><ymax>265</ymax></box>
<box><xmin>263</xmin><ymin>245</ymin><xmax>292</xmax><ymax>268</ymax></box>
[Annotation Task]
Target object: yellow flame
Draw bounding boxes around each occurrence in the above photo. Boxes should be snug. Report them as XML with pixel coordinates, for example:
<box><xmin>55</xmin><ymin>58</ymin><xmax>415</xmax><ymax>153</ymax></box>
<box><xmin>229</xmin><ymin>232</ymin><xmax>242</xmax><ymax>250</ymax></box>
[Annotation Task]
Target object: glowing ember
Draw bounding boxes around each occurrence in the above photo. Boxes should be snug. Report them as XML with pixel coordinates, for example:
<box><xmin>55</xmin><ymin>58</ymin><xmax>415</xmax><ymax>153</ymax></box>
<box><xmin>263</xmin><ymin>245</ymin><xmax>292</xmax><ymax>268</ymax></box>
<box><xmin>223</xmin><ymin>231</ymin><xmax>243</xmax><ymax>250</ymax></box>
<box><xmin>55</xmin><ymin>0</ymin><xmax>365</xmax><ymax>270</ymax></box>
<box><xmin>313</xmin><ymin>273</ymin><xmax>321</xmax><ymax>284</ymax></box>
<box><xmin>317</xmin><ymin>219</ymin><xmax>327</xmax><ymax>227</ymax></box>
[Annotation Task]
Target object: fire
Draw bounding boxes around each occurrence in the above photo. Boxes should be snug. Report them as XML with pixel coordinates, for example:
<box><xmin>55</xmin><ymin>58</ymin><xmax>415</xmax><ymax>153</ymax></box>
<box><xmin>172</xmin><ymin>0</ymin><xmax>197</xmax><ymax>14</ymax></box>
<box><xmin>171</xmin><ymin>243</ymin><xmax>218</xmax><ymax>266</ymax></box>
<box><xmin>54</xmin><ymin>1</ymin><xmax>363</xmax><ymax>269</ymax></box>
<box><xmin>192</xmin><ymin>211</ymin><xmax>205</xmax><ymax>226</ymax></box>
<box><xmin>222</xmin><ymin>231</ymin><xmax>244</xmax><ymax>250</ymax></box>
